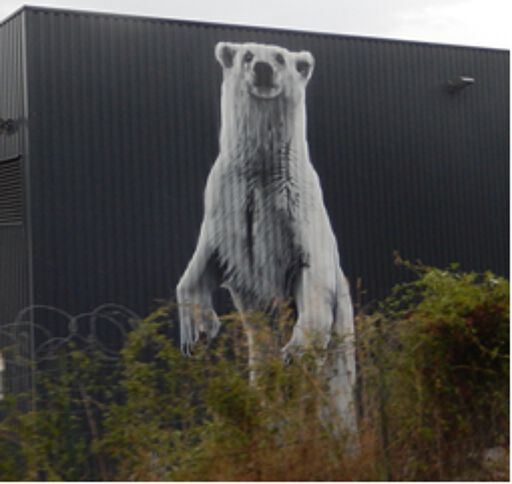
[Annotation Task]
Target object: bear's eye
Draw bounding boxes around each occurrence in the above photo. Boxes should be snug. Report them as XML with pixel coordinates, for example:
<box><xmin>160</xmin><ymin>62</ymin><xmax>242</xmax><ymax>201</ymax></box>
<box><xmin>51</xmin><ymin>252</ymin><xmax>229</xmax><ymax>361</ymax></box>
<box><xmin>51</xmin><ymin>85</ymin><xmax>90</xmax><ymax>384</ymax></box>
<box><xmin>243</xmin><ymin>51</ymin><xmax>254</xmax><ymax>63</ymax></box>
<box><xmin>275</xmin><ymin>53</ymin><xmax>286</xmax><ymax>66</ymax></box>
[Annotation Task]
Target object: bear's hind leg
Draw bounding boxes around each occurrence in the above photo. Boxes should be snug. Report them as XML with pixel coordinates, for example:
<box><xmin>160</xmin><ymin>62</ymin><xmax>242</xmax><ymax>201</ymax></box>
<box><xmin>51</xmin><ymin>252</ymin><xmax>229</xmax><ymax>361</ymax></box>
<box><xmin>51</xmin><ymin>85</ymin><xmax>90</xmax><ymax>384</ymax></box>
<box><xmin>324</xmin><ymin>268</ymin><xmax>358</xmax><ymax>440</ymax></box>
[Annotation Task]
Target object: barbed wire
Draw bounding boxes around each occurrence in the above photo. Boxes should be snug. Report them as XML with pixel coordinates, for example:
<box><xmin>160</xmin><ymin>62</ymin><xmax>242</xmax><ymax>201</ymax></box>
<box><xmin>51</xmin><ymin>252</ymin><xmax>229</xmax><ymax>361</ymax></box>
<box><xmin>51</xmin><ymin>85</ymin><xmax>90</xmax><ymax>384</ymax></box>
<box><xmin>1</xmin><ymin>300</ymin><xmax>501</xmax><ymax>404</ymax></box>
<box><xmin>0</xmin><ymin>303</ymin><xmax>141</xmax><ymax>365</ymax></box>
<box><xmin>0</xmin><ymin>301</ymin><xmax>407</xmax><ymax>367</ymax></box>
<box><xmin>0</xmin><ymin>301</ymin><xmax>408</xmax><ymax>426</ymax></box>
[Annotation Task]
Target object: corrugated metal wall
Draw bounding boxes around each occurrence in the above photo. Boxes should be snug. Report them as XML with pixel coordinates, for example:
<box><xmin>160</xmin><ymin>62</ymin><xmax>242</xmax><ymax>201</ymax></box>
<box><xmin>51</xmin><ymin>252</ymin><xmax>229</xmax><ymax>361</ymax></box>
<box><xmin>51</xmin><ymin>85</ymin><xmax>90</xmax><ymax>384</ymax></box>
<box><xmin>20</xmin><ymin>8</ymin><xmax>509</xmax><ymax>331</ymax></box>
<box><xmin>0</xmin><ymin>11</ymin><xmax>32</xmax><ymax>396</ymax></box>
<box><xmin>0</xmin><ymin>11</ymin><xmax>30</xmax><ymax>325</ymax></box>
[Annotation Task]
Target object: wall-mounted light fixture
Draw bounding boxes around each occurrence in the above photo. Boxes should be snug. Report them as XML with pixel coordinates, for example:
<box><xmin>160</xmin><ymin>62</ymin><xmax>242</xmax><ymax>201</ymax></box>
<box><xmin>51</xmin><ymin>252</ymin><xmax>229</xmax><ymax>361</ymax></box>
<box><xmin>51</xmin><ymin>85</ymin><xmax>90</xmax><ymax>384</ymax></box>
<box><xmin>0</xmin><ymin>117</ymin><xmax>17</xmax><ymax>134</ymax></box>
<box><xmin>447</xmin><ymin>76</ymin><xmax>475</xmax><ymax>93</ymax></box>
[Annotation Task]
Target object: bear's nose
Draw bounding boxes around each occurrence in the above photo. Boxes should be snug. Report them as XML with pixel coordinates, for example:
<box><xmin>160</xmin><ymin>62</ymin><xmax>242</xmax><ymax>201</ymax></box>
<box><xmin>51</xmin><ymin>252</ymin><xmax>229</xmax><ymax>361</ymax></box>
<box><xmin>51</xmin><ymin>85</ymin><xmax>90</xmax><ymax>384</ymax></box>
<box><xmin>253</xmin><ymin>61</ymin><xmax>274</xmax><ymax>87</ymax></box>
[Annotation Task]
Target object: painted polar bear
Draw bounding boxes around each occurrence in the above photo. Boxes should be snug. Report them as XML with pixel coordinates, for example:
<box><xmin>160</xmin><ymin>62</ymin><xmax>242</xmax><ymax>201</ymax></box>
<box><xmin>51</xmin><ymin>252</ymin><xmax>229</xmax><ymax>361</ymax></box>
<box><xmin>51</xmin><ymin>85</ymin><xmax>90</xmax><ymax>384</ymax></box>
<box><xmin>177</xmin><ymin>41</ymin><xmax>356</xmax><ymax>432</ymax></box>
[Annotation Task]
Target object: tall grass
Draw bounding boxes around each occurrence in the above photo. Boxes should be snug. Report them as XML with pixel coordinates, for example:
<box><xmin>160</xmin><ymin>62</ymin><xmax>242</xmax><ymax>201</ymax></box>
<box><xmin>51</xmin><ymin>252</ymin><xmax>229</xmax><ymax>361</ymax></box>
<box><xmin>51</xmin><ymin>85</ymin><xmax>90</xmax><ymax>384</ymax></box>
<box><xmin>0</xmin><ymin>262</ymin><xmax>508</xmax><ymax>480</ymax></box>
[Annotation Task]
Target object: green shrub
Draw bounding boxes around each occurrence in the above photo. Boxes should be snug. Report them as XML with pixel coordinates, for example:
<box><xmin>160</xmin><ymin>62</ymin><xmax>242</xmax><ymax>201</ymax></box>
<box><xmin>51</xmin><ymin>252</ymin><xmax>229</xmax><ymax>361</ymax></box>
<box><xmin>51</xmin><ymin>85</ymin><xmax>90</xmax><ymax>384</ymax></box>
<box><xmin>357</xmin><ymin>258</ymin><xmax>509</xmax><ymax>480</ymax></box>
<box><xmin>0</xmin><ymin>261</ymin><xmax>508</xmax><ymax>480</ymax></box>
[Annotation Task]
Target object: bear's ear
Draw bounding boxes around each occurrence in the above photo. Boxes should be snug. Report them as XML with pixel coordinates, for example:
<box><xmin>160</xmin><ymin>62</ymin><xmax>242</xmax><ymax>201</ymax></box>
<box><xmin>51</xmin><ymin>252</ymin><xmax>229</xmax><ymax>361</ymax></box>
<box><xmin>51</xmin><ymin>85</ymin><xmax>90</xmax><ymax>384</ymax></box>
<box><xmin>295</xmin><ymin>51</ymin><xmax>315</xmax><ymax>81</ymax></box>
<box><xmin>215</xmin><ymin>42</ymin><xmax>238</xmax><ymax>69</ymax></box>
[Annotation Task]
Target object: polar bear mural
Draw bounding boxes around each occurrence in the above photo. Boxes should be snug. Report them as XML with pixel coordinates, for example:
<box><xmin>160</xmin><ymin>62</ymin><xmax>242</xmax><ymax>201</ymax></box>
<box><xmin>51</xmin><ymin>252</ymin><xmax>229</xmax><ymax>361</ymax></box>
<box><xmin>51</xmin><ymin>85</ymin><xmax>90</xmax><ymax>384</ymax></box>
<box><xmin>177</xmin><ymin>42</ymin><xmax>356</xmax><ymax>432</ymax></box>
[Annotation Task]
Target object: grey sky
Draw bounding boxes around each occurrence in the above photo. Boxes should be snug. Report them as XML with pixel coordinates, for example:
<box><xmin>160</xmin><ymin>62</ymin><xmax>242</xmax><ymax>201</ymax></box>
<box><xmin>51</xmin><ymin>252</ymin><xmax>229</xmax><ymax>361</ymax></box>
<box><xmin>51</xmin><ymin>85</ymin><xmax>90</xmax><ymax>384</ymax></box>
<box><xmin>0</xmin><ymin>0</ymin><xmax>510</xmax><ymax>49</ymax></box>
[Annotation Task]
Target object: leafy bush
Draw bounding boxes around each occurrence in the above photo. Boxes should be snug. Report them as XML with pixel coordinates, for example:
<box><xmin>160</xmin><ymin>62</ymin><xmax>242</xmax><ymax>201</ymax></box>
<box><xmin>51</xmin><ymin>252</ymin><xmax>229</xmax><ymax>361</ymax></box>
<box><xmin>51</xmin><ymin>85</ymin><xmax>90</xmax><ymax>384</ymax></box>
<box><xmin>357</xmin><ymin>258</ymin><xmax>509</xmax><ymax>480</ymax></box>
<box><xmin>98</xmin><ymin>308</ymin><xmax>353</xmax><ymax>481</ymax></box>
<box><xmin>0</xmin><ymin>262</ymin><xmax>508</xmax><ymax>480</ymax></box>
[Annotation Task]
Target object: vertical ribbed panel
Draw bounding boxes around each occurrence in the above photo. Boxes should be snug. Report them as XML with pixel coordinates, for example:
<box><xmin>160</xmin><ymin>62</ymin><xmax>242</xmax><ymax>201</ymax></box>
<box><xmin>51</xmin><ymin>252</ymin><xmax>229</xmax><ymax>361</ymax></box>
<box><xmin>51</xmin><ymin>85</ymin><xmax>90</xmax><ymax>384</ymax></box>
<box><xmin>0</xmin><ymin>225</ymin><xmax>28</xmax><ymax>322</ymax></box>
<box><xmin>21</xmin><ymin>7</ymin><xmax>508</xmax><ymax>335</ymax></box>
<box><xmin>0</xmin><ymin>12</ymin><xmax>29</xmax><ymax>325</ymax></box>
<box><xmin>0</xmin><ymin>13</ymin><xmax>24</xmax><ymax>158</ymax></box>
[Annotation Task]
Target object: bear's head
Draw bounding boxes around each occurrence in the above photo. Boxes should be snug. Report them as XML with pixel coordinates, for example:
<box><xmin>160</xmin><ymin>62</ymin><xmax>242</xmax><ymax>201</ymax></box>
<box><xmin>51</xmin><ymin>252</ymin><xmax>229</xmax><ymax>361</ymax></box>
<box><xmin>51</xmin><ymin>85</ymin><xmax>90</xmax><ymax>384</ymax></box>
<box><xmin>215</xmin><ymin>42</ymin><xmax>314</xmax><ymax>104</ymax></box>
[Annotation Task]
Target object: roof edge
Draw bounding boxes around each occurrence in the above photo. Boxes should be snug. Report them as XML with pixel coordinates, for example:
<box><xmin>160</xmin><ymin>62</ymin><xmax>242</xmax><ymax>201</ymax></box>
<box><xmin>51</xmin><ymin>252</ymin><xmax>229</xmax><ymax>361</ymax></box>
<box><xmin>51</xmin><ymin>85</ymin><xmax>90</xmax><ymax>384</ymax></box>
<box><xmin>0</xmin><ymin>5</ymin><xmax>26</xmax><ymax>27</ymax></box>
<box><xmin>1</xmin><ymin>4</ymin><xmax>509</xmax><ymax>53</ymax></box>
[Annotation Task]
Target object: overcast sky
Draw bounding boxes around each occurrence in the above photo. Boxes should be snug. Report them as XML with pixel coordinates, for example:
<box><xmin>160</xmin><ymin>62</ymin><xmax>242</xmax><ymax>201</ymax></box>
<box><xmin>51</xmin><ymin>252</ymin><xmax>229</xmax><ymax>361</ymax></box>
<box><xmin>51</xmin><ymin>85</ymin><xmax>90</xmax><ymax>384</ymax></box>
<box><xmin>0</xmin><ymin>0</ymin><xmax>510</xmax><ymax>49</ymax></box>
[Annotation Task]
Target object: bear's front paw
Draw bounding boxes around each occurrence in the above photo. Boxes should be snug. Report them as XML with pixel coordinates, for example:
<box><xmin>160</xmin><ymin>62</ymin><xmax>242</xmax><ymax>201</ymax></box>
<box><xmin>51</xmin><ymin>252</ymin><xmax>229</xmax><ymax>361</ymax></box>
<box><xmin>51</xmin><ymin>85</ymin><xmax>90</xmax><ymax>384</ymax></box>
<box><xmin>203</xmin><ymin>308</ymin><xmax>221</xmax><ymax>340</ymax></box>
<box><xmin>179</xmin><ymin>303</ymin><xmax>221</xmax><ymax>355</ymax></box>
<box><xmin>281</xmin><ymin>333</ymin><xmax>305</xmax><ymax>365</ymax></box>
<box><xmin>281</xmin><ymin>327</ymin><xmax>330</xmax><ymax>367</ymax></box>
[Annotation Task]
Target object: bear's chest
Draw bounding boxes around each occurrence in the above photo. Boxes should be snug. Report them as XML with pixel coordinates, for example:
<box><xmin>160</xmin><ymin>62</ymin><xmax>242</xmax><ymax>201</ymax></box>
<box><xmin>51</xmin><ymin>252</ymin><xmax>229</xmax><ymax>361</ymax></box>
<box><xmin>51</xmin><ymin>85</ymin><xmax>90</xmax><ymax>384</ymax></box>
<box><xmin>213</xmin><ymin>163</ymin><xmax>305</xmax><ymax>304</ymax></box>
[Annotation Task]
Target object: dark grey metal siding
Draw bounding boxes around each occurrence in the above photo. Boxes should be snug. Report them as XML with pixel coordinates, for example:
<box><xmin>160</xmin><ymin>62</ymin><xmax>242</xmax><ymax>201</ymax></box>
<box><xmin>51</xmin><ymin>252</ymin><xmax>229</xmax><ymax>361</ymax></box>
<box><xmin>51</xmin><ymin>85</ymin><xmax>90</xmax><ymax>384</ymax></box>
<box><xmin>0</xmin><ymin>11</ymin><xmax>30</xmax><ymax>325</ymax></box>
<box><xmin>0</xmin><ymin>225</ymin><xmax>29</xmax><ymax>321</ymax></box>
<box><xmin>0</xmin><ymin>13</ymin><xmax>25</xmax><ymax>159</ymax></box>
<box><xmin>19</xmin><ymin>8</ymin><xmax>509</xmax><ymax>328</ymax></box>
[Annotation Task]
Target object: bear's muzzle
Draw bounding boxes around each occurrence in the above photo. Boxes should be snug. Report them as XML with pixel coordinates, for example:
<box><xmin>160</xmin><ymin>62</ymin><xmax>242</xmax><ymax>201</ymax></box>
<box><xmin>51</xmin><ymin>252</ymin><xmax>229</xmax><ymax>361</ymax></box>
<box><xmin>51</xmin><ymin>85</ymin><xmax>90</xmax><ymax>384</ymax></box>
<box><xmin>253</xmin><ymin>61</ymin><xmax>274</xmax><ymax>88</ymax></box>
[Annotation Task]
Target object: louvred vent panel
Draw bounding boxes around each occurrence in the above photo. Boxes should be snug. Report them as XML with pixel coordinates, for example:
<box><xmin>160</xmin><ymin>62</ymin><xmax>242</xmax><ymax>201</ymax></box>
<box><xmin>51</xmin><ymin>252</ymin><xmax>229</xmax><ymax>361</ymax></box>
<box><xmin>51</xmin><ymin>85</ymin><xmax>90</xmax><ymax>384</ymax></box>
<box><xmin>0</xmin><ymin>156</ymin><xmax>23</xmax><ymax>224</ymax></box>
